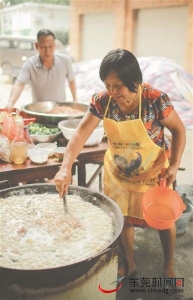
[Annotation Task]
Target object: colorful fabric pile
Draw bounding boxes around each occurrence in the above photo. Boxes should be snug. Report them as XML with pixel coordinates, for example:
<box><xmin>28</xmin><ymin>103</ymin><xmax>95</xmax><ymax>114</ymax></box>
<box><xmin>138</xmin><ymin>56</ymin><xmax>193</xmax><ymax>129</ymax></box>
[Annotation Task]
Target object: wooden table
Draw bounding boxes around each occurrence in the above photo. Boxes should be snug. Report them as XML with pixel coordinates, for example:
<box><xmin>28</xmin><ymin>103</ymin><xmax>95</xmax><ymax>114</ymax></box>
<box><xmin>76</xmin><ymin>141</ymin><xmax>108</xmax><ymax>190</ymax></box>
<box><xmin>0</xmin><ymin>141</ymin><xmax>108</xmax><ymax>190</ymax></box>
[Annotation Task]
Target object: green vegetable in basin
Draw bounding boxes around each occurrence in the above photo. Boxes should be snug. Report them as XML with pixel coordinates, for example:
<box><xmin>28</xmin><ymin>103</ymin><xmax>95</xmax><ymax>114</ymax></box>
<box><xmin>28</xmin><ymin>123</ymin><xmax>60</xmax><ymax>135</ymax></box>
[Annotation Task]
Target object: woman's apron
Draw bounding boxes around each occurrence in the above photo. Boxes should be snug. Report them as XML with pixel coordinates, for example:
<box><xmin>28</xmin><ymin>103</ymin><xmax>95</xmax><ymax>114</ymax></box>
<box><xmin>103</xmin><ymin>86</ymin><xmax>170</xmax><ymax>223</ymax></box>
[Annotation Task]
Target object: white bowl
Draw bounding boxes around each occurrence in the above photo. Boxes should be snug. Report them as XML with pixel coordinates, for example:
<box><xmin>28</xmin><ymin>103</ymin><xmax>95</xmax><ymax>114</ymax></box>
<box><xmin>36</xmin><ymin>142</ymin><xmax>57</xmax><ymax>157</ymax></box>
<box><xmin>58</xmin><ymin>119</ymin><xmax>104</xmax><ymax>146</ymax></box>
<box><xmin>29</xmin><ymin>148</ymin><xmax>48</xmax><ymax>164</ymax></box>
<box><xmin>27</xmin><ymin>144</ymin><xmax>36</xmax><ymax>158</ymax></box>
<box><xmin>54</xmin><ymin>147</ymin><xmax>66</xmax><ymax>159</ymax></box>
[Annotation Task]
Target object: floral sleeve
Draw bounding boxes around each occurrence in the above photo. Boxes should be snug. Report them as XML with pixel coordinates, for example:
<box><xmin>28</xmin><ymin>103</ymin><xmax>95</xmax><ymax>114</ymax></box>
<box><xmin>89</xmin><ymin>91</ymin><xmax>109</xmax><ymax>119</ymax></box>
<box><xmin>157</xmin><ymin>92</ymin><xmax>174</xmax><ymax>120</ymax></box>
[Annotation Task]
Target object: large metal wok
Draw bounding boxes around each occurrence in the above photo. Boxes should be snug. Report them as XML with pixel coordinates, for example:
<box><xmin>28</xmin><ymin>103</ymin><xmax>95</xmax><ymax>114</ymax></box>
<box><xmin>0</xmin><ymin>184</ymin><xmax>123</xmax><ymax>288</ymax></box>
<box><xmin>21</xmin><ymin>101</ymin><xmax>89</xmax><ymax>125</ymax></box>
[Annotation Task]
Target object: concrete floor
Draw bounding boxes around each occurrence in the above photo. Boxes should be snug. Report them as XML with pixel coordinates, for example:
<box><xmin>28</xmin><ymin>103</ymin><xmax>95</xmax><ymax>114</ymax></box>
<box><xmin>116</xmin><ymin>223</ymin><xmax>193</xmax><ymax>300</ymax></box>
<box><xmin>1</xmin><ymin>74</ymin><xmax>193</xmax><ymax>300</ymax></box>
<box><xmin>90</xmin><ymin>130</ymin><xmax>193</xmax><ymax>300</ymax></box>
<box><xmin>85</xmin><ymin>129</ymin><xmax>193</xmax><ymax>300</ymax></box>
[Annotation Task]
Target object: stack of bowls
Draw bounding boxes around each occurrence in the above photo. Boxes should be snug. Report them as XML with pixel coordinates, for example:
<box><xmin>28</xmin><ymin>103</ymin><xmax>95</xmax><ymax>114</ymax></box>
<box><xmin>36</xmin><ymin>142</ymin><xmax>57</xmax><ymax>157</ymax></box>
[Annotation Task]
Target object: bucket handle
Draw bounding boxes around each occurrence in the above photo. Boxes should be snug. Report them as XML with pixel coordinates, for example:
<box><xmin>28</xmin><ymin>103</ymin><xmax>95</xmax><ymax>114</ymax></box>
<box><xmin>160</xmin><ymin>169</ymin><xmax>186</xmax><ymax>212</ymax></box>
<box><xmin>159</xmin><ymin>168</ymin><xmax>166</xmax><ymax>187</ymax></box>
<box><xmin>184</xmin><ymin>198</ymin><xmax>193</xmax><ymax>209</ymax></box>
<box><xmin>179</xmin><ymin>192</ymin><xmax>193</xmax><ymax>209</ymax></box>
<box><xmin>188</xmin><ymin>201</ymin><xmax>193</xmax><ymax>209</ymax></box>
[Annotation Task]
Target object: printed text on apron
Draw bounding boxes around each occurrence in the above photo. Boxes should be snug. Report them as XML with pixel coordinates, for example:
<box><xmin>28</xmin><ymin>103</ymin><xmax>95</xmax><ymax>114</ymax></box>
<box><xmin>103</xmin><ymin>85</ymin><xmax>170</xmax><ymax>220</ymax></box>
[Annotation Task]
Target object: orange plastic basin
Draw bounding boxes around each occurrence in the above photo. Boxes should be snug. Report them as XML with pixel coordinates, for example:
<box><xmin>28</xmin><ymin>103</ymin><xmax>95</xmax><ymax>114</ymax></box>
<box><xmin>142</xmin><ymin>178</ymin><xmax>186</xmax><ymax>230</ymax></box>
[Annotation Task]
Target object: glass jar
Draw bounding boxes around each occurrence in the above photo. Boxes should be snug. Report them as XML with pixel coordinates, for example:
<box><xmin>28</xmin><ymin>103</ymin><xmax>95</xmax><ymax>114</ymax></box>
<box><xmin>23</xmin><ymin>125</ymin><xmax>36</xmax><ymax>154</ymax></box>
<box><xmin>10</xmin><ymin>119</ymin><xmax>28</xmax><ymax>164</ymax></box>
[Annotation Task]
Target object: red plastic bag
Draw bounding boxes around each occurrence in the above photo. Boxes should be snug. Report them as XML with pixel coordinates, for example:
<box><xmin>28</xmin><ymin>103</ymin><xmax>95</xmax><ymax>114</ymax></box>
<box><xmin>1</xmin><ymin>114</ymin><xmax>17</xmax><ymax>142</ymax></box>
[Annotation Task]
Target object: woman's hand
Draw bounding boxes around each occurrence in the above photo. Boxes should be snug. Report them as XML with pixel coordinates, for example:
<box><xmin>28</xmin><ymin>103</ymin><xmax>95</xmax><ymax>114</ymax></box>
<box><xmin>159</xmin><ymin>165</ymin><xmax>179</xmax><ymax>187</ymax></box>
<box><xmin>53</xmin><ymin>113</ymin><xmax>101</xmax><ymax>197</ymax></box>
<box><xmin>54</xmin><ymin>167</ymin><xmax>72</xmax><ymax>198</ymax></box>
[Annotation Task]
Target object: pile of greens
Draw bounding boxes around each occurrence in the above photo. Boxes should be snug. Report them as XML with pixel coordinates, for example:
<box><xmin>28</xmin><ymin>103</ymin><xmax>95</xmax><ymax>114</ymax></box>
<box><xmin>28</xmin><ymin>123</ymin><xmax>60</xmax><ymax>135</ymax></box>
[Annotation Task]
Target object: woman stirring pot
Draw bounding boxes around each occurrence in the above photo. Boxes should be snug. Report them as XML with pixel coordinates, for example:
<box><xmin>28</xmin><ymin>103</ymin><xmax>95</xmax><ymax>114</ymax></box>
<box><xmin>54</xmin><ymin>49</ymin><xmax>186</xmax><ymax>283</ymax></box>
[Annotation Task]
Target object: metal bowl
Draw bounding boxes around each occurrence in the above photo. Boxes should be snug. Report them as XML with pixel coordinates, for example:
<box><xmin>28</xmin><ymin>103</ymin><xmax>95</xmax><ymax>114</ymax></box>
<box><xmin>21</xmin><ymin>101</ymin><xmax>89</xmax><ymax>125</ymax></box>
<box><xmin>29</xmin><ymin>124</ymin><xmax>61</xmax><ymax>144</ymax></box>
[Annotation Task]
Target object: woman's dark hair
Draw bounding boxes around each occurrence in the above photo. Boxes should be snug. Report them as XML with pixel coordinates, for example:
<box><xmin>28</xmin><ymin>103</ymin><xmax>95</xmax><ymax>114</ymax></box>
<box><xmin>99</xmin><ymin>49</ymin><xmax>142</xmax><ymax>93</ymax></box>
<box><xmin>37</xmin><ymin>29</ymin><xmax>55</xmax><ymax>41</ymax></box>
